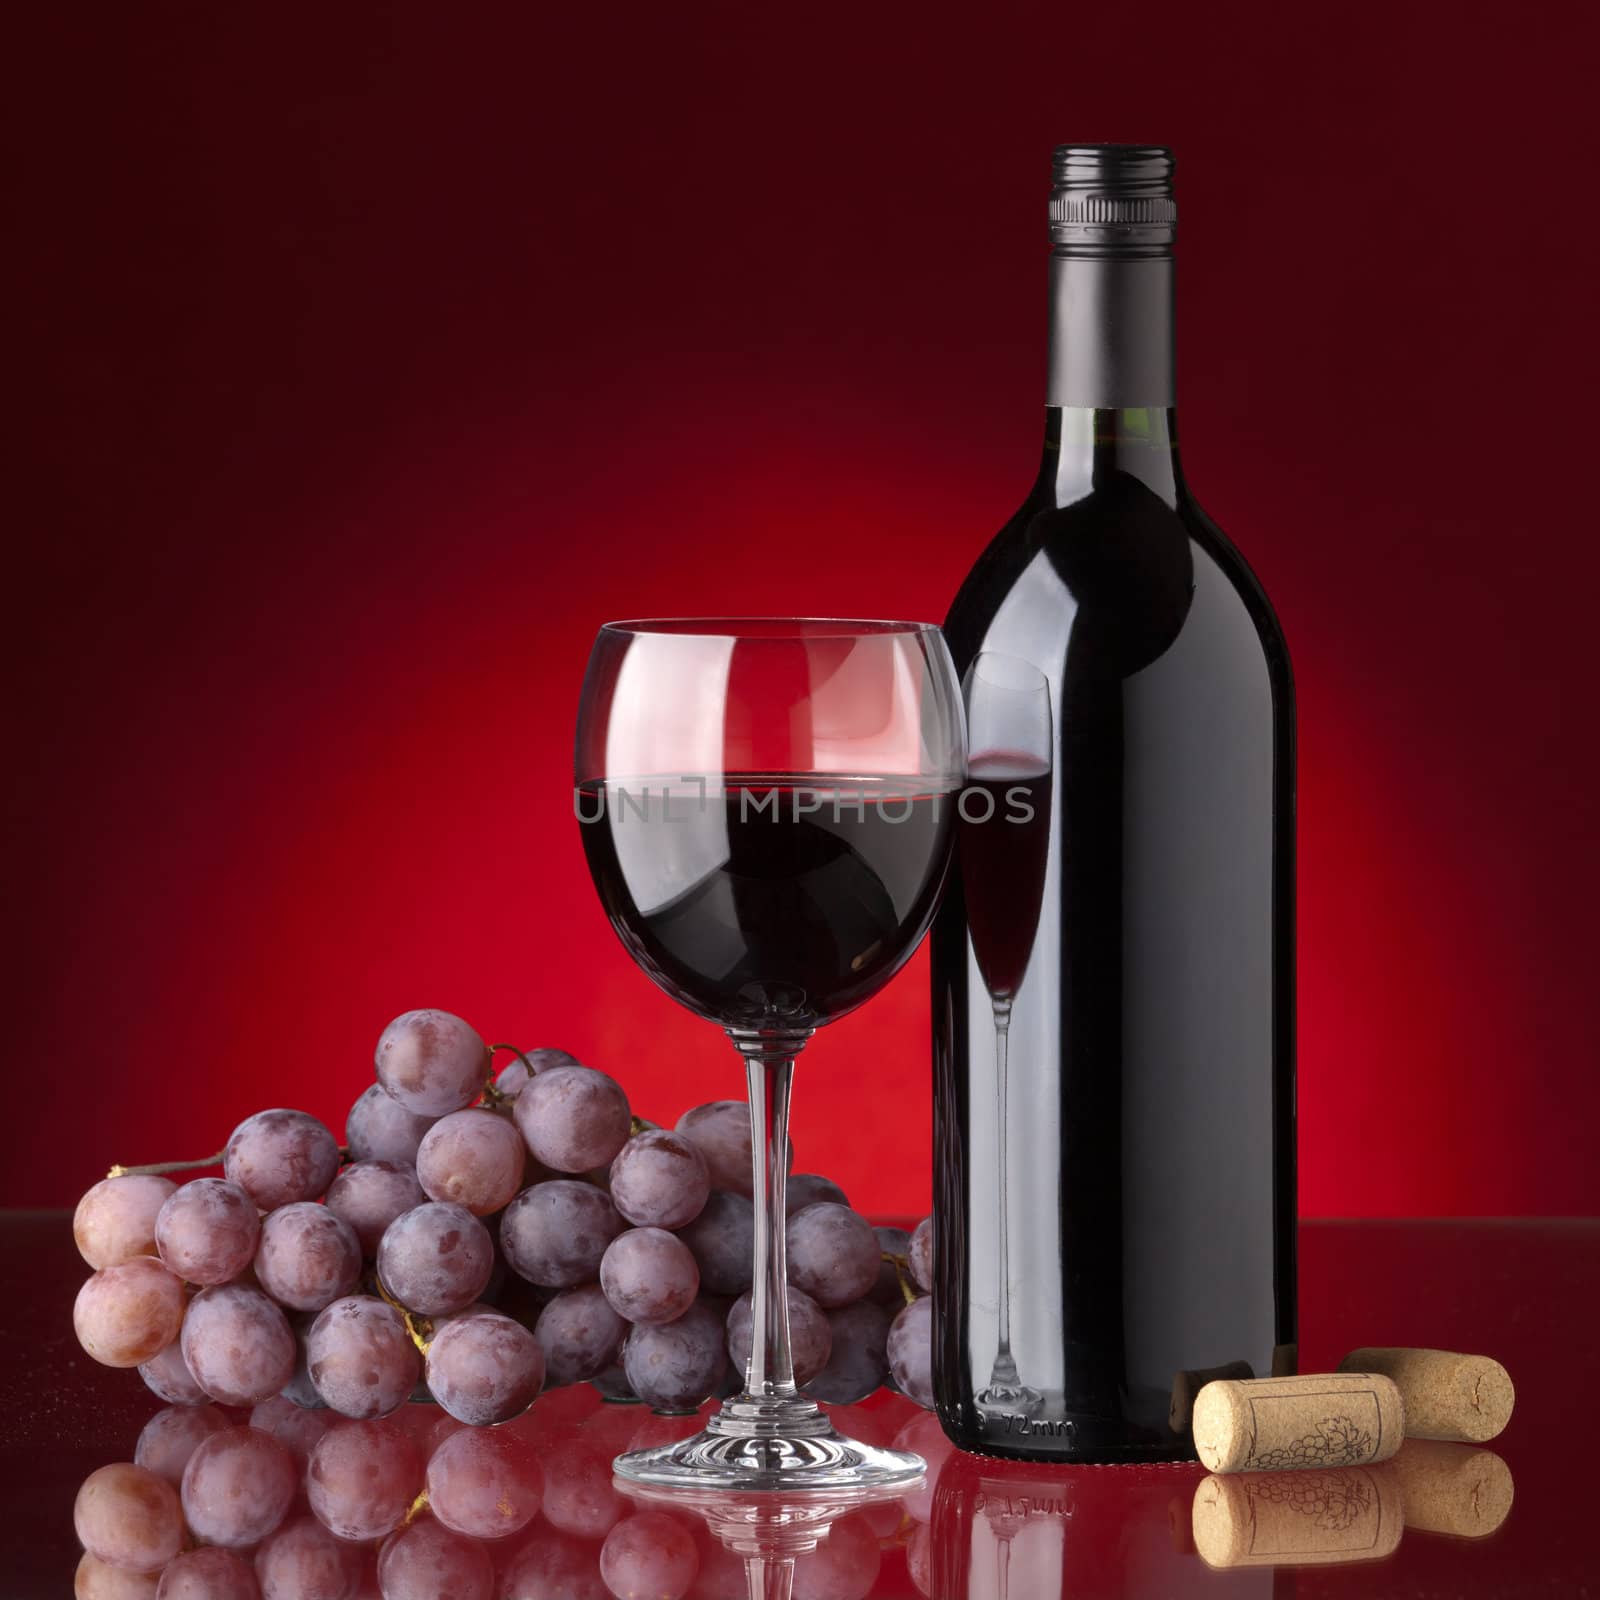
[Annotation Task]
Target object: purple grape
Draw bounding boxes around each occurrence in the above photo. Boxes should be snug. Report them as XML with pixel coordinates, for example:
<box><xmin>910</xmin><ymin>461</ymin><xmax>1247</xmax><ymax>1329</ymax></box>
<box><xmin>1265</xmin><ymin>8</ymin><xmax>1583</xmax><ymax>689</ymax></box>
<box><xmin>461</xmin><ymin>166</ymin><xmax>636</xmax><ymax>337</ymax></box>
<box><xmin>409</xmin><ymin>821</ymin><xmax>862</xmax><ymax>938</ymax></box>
<box><xmin>134</xmin><ymin>1403</ymin><xmax>229</xmax><ymax>1486</ymax></box>
<box><xmin>74</xmin><ymin>1553</ymin><xmax>161</xmax><ymax>1599</ymax></box>
<box><xmin>539</xmin><ymin>1434</ymin><xmax>625</xmax><ymax>1540</ymax></box>
<box><xmin>500</xmin><ymin>1179</ymin><xmax>623</xmax><ymax>1288</ymax></box>
<box><xmin>181</xmin><ymin>1282</ymin><xmax>296</xmax><ymax>1405</ymax></box>
<box><xmin>377</xmin><ymin>1202</ymin><xmax>494</xmax><ymax>1315</ymax></box>
<box><xmin>514</xmin><ymin>1064</ymin><xmax>632</xmax><ymax>1174</ymax></box>
<box><xmin>803</xmin><ymin>1299</ymin><xmax>892</xmax><ymax>1404</ymax></box>
<box><xmin>324</xmin><ymin>1159</ymin><xmax>425</xmax><ymax>1256</ymax></box>
<box><xmin>622</xmin><ymin>1298</ymin><xmax>729</xmax><ymax>1410</ymax></box>
<box><xmin>74</xmin><ymin>1257</ymin><xmax>186</xmax><ymax>1369</ymax></box>
<box><xmin>74</xmin><ymin>1175</ymin><xmax>177</xmax><ymax>1271</ymax></box>
<box><xmin>674</xmin><ymin>1100</ymin><xmax>755</xmax><ymax>1196</ymax></box>
<box><xmin>73</xmin><ymin>1463</ymin><xmax>184</xmax><ymax>1575</ymax></box>
<box><xmin>305</xmin><ymin>1294</ymin><xmax>421</xmax><ymax>1419</ymax></box>
<box><xmin>279</xmin><ymin>1314</ymin><xmax>324</xmax><ymax>1408</ymax></box>
<box><xmin>726</xmin><ymin>1286</ymin><xmax>832</xmax><ymax>1387</ymax></box>
<box><xmin>907</xmin><ymin>1215</ymin><xmax>933</xmax><ymax>1294</ymax></box>
<box><xmin>415</xmin><ymin>1108</ymin><xmax>525</xmax><ymax>1215</ymax></box>
<box><xmin>225</xmin><ymin>1109</ymin><xmax>342</xmax><ymax>1212</ymax></box>
<box><xmin>374</xmin><ymin>1009</ymin><xmax>489</xmax><ymax>1117</ymax></box>
<box><xmin>675</xmin><ymin>1189</ymin><xmax>754</xmax><ymax>1297</ymax></box>
<box><xmin>424</xmin><ymin>1311</ymin><xmax>546</xmax><ymax>1426</ymax></box>
<box><xmin>426</xmin><ymin>1426</ymin><xmax>543</xmax><ymax>1541</ymax></box>
<box><xmin>154</xmin><ymin>1178</ymin><xmax>260</xmax><ymax>1286</ymax></box>
<box><xmin>181</xmin><ymin>1424</ymin><xmax>297</xmax><ymax>1548</ymax></box>
<box><xmin>377</xmin><ymin>1516</ymin><xmax>493</xmax><ymax>1600</ymax></box>
<box><xmin>906</xmin><ymin>1521</ymin><xmax>933</xmax><ymax>1597</ymax></box>
<box><xmin>784</xmin><ymin>1173</ymin><xmax>849</xmax><ymax>1214</ymax></box>
<box><xmin>607</xmin><ymin>1130</ymin><xmax>710</xmax><ymax>1229</ymax></box>
<box><xmin>493</xmin><ymin>1046</ymin><xmax>579</xmax><ymax>1100</ymax></box>
<box><xmin>250</xmin><ymin>1393</ymin><xmax>338</xmax><ymax>1471</ymax></box>
<box><xmin>154</xmin><ymin>1547</ymin><xmax>258</xmax><ymax>1599</ymax></box>
<box><xmin>600</xmin><ymin>1227</ymin><xmax>700</xmax><ymax>1325</ymax></box>
<box><xmin>791</xmin><ymin>1509</ymin><xmax>880</xmax><ymax>1600</ymax></box>
<box><xmin>869</xmin><ymin>1225</ymin><xmax>913</xmax><ymax>1308</ymax></box>
<box><xmin>254</xmin><ymin>1515</ymin><xmax>363</xmax><ymax>1600</ymax></box>
<box><xmin>887</xmin><ymin>1294</ymin><xmax>933</xmax><ymax>1409</ymax></box>
<box><xmin>602</xmin><ymin>1512</ymin><xmax>700</xmax><ymax>1600</ymax></box>
<box><xmin>498</xmin><ymin>1527</ymin><xmax>610</xmax><ymax>1600</ymax></box>
<box><xmin>255</xmin><ymin>1202</ymin><xmax>362</xmax><ymax>1312</ymax></box>
<box><xmin>346</xmin><ymin>1082</ymin><xmax>436</xmax><ymax>1166</ymax></box>
<box><xmin>307</xmin><ymin>1418</ymin><xmax>422</xmax><ymax>1542</ymax></box>
<box><xmin>591</xmin><ymin>1362</ymin><xmax>639</xmax><ymax>1402</ymax></box>
<box><xmin>138</xmin><ymin>1338</ymin><xmax>208</xmax><ymax>1406</ymax></box>
<box><xmin>785</xmin><ymin>1203</ymin><xmax>881</xmax><ymax>1308</ymax></box>
<box><xmin>533</xmin><ymin>1283</ymin><xmax>627</xmax><ymax>1386</ymax></box>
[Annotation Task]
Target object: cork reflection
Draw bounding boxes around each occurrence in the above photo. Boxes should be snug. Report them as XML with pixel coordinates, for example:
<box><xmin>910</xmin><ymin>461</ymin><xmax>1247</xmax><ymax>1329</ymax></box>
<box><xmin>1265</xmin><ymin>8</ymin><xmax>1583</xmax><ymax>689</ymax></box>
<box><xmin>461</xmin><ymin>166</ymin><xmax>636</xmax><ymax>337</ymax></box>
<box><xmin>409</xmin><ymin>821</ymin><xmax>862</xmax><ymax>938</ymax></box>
<box><xmin>1192</xmin><ymin>1439</ymin><xmax>1514</xmax><ymax>1570</ymax></box>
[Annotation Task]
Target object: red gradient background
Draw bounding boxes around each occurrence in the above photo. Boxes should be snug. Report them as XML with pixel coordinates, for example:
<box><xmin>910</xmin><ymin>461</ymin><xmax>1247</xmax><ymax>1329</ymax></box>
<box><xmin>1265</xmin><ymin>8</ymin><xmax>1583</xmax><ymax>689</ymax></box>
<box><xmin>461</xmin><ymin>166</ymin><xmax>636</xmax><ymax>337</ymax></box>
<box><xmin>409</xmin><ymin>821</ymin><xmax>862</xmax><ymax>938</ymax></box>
<box><xmin>9</xmin><ymin>6</ymin><xmax>1597</xmax><ymax>1215</ymax></box>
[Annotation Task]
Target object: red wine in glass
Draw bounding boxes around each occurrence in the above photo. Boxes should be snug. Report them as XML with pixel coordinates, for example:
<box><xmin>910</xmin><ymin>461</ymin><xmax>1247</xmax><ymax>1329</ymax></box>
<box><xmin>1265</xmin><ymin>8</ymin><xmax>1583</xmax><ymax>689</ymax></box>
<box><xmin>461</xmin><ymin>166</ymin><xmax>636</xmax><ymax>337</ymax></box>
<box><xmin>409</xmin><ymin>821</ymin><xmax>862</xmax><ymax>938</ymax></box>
<box><xmin>579</xmin><ymin>776</ymin><xmax>955</xmax><ymax>1031</ymax></box>
<box><xmin>960</xmin><ymin>756</ymin><xmax>1052</xmax><ymax>1002</ymax></box>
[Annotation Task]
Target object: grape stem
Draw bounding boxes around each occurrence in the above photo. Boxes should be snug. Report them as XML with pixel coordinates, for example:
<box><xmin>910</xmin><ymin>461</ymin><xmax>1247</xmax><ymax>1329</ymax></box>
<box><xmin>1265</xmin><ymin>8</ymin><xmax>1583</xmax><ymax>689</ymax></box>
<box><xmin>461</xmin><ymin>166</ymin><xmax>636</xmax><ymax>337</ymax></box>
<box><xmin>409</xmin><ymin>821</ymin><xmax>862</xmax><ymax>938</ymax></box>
<box><xmin>482</xmin><ymin>1042</ymin><xmax>534</xmax><ymax>1107</ymax></box>
<box><xmin>108</xmin><ymin>1144</ymin><xmax>353</xmax><ymax>1180</ymax></box>
<box><xmin>885</xmin><ymin>1251</ymin><xmax>919</xmax><ymax>1307</ymax></box>
<box><xmin>399</xmin><ymin>1489</ymin><xmax>430</xmax><ymax>1531</ymax></box>
<box><xmin>372</xmin><ymin>1274</ymin><xmax>435</xmax><ymax>1354</ymax></box>
<box><xmin>106</xmin><ymin>1152</ymin><xmax>226</xmax><ymax>1179</ymax></box>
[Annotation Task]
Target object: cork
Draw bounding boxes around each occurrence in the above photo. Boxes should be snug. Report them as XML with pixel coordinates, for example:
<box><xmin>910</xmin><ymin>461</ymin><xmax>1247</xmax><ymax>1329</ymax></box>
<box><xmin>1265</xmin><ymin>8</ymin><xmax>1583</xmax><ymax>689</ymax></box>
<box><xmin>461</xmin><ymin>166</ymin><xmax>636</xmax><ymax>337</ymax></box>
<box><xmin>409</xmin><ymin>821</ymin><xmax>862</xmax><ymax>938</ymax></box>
<box><xmin>1386</xmin><ymin>1439</ymin><xmax>1514</xmax><ymax>1538</ymax></box>
<box><xmin>1169</xmin><ymin>1360</ymin><xmax>1255</xmax><ymax>1434</ymax></box>
<box><xmin>1192</xmin><ymin>1466</ymin><xmax>1404</xmax><ymax>1568</ymax></box>
<box><xmin>1337</xmin><ymin>1347</ymin><xmax>1514</xmax><ymax>1443</ymax></box>
<box><xmin>1191</xmin><ymin>1373</ymin><xmax>1405</xmax><ymax>1474</ymax></box>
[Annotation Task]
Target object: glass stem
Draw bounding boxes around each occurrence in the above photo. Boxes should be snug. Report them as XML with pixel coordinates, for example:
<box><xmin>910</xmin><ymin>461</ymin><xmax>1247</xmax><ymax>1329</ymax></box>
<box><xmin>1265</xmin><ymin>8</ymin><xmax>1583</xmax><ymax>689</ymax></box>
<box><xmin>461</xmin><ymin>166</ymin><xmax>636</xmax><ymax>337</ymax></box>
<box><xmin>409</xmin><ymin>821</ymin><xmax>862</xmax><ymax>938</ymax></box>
<box><xmin>744</xmin><ymin>1054</ymin><xmax>797</xmax><ymax>1399</ymax></box>
<box><xmin>745</xmin><ymin>1556</ymin><xmax>794</xmax><ymax>1600</ymax></box>
<box><xmin>991</xmin><ymin>998</ymin><xmax>1019</xmax><ymax>1384</ymax></box>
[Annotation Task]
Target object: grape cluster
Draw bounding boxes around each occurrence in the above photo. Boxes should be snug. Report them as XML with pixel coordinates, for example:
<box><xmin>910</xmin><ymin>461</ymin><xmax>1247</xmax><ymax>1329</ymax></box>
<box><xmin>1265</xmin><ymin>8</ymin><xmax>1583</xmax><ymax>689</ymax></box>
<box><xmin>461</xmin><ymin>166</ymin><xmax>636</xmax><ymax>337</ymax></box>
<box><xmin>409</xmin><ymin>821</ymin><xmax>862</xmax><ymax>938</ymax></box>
<box><xmin>74</xmin><ymin>1387</ymin><xmax>926</xmax><ymax>1599</ymax></box>
<box><xmin>70</xmin><ymin>1005</ymin><xmax>941</xmax><ymax>1591</ymax></box>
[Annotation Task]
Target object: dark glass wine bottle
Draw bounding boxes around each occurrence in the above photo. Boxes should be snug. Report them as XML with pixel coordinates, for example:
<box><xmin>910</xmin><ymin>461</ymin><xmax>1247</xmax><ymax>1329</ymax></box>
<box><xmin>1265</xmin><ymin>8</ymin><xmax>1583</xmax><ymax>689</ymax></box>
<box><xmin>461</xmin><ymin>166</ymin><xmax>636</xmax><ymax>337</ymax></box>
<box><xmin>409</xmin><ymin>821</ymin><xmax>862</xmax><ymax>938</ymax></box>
<box><xmin>931</xmin><ymin>145</ymin><xmax>1296</xmax><ymax>1462</ymax></box>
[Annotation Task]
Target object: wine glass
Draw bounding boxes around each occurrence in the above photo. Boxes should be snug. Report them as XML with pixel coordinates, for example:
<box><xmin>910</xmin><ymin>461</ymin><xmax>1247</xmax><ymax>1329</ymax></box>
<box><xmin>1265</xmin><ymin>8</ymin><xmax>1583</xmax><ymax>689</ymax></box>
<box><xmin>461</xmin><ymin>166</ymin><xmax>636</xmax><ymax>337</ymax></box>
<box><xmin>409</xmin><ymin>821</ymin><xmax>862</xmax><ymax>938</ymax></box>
<box><xmin>960</xmin><ymin>654</ymin><xmax>1052</xmax><ymax>1416</ymax></box>
<box><xmin>575</xmin><ymin>618</ymin><xmax>965</xmax><ymax>1491</ymax></box>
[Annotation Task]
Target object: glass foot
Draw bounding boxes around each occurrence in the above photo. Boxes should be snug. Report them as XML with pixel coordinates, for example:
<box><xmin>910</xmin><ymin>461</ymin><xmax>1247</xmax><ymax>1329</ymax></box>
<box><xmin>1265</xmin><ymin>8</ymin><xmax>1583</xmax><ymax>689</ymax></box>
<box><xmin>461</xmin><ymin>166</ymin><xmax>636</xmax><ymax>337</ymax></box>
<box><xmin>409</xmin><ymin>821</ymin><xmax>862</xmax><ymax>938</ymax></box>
<box><xmin>977</xmin><ymin>1382</ymin><xmax>1043</xmax><ymax>1417</ymax></box>
<box><xmin>612</xmin><ymin>1397</ymin><xmax>925</xmax><ymax>1493</ymax></box>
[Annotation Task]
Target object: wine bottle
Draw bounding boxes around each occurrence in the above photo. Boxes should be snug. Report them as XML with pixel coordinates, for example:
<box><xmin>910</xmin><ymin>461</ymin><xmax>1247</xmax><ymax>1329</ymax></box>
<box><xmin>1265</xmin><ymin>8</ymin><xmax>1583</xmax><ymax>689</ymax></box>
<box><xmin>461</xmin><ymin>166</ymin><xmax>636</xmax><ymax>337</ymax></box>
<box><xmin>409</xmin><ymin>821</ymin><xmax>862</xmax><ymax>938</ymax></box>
<box><xmin>931</xmin><ymin>144</ymin><xmax>1296</xmax><ymax>1461</ymax></box>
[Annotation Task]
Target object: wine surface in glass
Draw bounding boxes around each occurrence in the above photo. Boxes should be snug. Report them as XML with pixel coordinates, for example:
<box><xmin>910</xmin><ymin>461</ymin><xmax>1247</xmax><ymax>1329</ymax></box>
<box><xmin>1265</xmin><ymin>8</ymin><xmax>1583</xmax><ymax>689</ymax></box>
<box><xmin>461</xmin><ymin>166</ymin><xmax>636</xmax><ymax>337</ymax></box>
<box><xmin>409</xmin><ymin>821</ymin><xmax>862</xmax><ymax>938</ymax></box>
<box><xmin>578</xmin><ymin>775</ymin><xmax>955</xmax><ymax>1030</ymax></box>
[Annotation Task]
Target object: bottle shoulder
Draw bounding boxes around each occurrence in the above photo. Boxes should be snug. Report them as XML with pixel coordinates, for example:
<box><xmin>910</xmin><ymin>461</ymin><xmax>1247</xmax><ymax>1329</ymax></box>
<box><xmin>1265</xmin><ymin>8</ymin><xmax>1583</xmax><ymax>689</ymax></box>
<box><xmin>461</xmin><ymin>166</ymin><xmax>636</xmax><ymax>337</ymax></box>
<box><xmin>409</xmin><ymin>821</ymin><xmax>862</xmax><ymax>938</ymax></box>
<box><xmin>947</xmin><ymin>474</ymin><xmax>1292</xmax><ymax>699</ymax></box>
<box><xmin>1178</xmin><ymin>492</ymin><xmax>1295</xmax><ymax>693</ymax></box>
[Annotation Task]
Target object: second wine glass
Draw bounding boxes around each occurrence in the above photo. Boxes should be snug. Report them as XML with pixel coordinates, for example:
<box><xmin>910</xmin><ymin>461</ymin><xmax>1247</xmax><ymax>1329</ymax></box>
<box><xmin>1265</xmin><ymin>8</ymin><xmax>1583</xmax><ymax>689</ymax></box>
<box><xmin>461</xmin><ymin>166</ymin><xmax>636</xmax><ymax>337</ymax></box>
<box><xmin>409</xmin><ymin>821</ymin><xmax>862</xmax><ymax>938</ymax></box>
<box><xmin>960</xmin><ymin>654</ymin><xmax>1052</xmax><ymax>1416</ymax></box>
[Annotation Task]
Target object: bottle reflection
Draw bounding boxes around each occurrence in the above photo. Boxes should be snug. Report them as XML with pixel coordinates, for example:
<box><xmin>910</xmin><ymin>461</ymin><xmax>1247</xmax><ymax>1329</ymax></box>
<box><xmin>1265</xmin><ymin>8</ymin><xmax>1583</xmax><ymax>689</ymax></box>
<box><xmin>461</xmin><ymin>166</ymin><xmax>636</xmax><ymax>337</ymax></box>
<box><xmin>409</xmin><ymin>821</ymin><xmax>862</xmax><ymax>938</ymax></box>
<box><xmin>932</xmin><ymin>1453</ymin><xmax>1217</xmax><ymax>1598</ymax></box>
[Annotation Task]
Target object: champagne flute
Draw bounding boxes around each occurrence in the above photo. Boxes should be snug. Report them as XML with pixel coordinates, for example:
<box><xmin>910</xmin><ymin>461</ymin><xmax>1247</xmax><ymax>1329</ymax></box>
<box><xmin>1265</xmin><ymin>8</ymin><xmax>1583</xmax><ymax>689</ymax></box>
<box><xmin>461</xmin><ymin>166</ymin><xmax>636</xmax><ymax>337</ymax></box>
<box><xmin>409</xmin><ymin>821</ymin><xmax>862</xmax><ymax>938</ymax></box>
<box><xmin>959</xmin><ymin>654</ymin><xmax>1052</xmax><ymax>1415</ymax></box>
<box><xmin>575</xmin><ymin>618</ymin><xmax>965</xmax><ymax>1490</ymax></box>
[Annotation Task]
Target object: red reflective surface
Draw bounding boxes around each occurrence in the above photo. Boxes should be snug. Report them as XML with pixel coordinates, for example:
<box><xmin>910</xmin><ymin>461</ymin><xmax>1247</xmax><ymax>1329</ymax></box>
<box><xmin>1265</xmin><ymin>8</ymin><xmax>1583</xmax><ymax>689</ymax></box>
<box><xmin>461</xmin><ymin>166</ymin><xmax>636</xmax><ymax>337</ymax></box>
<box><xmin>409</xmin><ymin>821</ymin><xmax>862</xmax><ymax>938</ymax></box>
<box><xmin>10</xmin><ymin>1216</ymin><xmax>1594</xmax><ymax>1596</ymax></box>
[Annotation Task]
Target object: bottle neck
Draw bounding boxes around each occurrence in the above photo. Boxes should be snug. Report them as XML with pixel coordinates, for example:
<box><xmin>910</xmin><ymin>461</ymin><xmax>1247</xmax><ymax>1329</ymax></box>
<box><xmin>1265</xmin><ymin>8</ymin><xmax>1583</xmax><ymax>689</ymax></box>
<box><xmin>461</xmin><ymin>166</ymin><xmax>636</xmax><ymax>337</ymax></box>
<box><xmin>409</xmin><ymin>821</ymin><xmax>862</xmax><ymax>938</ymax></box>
<box><xmin>1041</xmin><ymin>407</ymin><xmax>1183</xmax><ymax>506</ymax></box>
<box><xmin>1044</xmin><ymin>252</ymin><xmax>1181</xmax><ymax>504</ymax></box>
<box><xmin>1047</xmin><ymin>252</ymin><xmax>1174</xmax><ymax>410</ymax></box>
